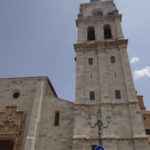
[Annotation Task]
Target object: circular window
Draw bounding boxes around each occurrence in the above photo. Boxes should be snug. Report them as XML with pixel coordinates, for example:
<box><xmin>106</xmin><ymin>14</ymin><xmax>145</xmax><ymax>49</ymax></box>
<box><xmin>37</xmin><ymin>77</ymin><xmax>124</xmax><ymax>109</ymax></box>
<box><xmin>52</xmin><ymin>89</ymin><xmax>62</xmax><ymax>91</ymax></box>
<box><xmin>13</xmin><ymin>92</ymin><xmax>20</xmax><ymax>99</ymax></box>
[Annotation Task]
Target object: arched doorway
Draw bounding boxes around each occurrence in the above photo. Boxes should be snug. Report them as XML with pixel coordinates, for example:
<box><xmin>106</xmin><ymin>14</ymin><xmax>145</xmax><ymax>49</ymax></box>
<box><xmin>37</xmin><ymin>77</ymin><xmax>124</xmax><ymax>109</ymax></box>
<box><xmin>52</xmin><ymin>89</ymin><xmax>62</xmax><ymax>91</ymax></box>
<box><xmin>0</xmin><ymin>140</ymin><xmax>14</xmax><ymax>150</ymax></box>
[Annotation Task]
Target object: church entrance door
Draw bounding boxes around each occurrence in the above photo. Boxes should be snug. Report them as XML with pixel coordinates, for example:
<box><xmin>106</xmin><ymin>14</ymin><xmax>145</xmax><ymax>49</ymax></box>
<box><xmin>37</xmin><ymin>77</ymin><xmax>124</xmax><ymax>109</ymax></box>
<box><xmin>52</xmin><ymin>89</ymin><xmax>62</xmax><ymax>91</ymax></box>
<box><xmin>0</xmin><ymin>140</ymin><xmax>14</xmax><ymax>150</ymax></box>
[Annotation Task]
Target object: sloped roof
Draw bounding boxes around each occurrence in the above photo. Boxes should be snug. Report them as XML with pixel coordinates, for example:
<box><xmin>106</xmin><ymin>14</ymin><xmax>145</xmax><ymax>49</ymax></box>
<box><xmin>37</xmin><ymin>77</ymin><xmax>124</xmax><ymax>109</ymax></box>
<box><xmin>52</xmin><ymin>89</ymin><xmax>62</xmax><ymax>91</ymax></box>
<box><xmin>0</xmin><ymin>76</ymin><xmax>58</xmax><ymax>97</ymax></box>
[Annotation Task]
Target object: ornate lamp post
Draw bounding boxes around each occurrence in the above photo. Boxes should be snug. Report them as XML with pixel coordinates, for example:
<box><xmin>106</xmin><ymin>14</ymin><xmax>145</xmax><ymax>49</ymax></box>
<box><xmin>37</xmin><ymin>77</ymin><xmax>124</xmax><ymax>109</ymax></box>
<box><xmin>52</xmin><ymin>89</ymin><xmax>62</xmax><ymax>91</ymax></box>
<box><xmin>87</xmin><ymin>108</ymin><xmax>111</xmax><ymax>145</ymax></box>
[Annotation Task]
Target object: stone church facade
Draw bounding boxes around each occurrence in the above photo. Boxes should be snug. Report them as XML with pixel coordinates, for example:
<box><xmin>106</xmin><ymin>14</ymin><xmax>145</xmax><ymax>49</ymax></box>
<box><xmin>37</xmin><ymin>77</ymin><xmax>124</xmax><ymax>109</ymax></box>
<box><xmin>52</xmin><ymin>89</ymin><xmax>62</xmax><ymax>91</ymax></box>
<box><xmin>0</xmin><ymin>0</ymin><xmax>149</xmax><ymax>150</ymax></box>
<box><xmin>138</xmin><ymin>96</ymin><xmax>150</xmax><ymax>143</ymax></box>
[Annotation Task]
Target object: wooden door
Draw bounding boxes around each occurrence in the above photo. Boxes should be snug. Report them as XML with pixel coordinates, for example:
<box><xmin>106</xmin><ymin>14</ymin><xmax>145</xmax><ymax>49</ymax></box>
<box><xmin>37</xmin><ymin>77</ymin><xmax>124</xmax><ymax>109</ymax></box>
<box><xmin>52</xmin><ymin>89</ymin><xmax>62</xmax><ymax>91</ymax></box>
<box><xmin>0</xmin><ymin>140</ymin><xmax>14</xmax><ymax>150</ymax></box>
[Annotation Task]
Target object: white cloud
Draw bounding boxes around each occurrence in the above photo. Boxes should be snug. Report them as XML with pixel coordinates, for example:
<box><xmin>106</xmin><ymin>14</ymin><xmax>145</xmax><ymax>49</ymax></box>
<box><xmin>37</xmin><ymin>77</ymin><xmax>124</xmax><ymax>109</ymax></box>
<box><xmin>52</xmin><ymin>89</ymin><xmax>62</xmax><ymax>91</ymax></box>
<box><xmin>134</xmin><ymin>66</ymin><xmax>150</xmax><ymax>80</ymax></box>
<box><xmin>130</xmin><ymin>57</ymin><xmax>140</xmax><ymax>64</ymax></box>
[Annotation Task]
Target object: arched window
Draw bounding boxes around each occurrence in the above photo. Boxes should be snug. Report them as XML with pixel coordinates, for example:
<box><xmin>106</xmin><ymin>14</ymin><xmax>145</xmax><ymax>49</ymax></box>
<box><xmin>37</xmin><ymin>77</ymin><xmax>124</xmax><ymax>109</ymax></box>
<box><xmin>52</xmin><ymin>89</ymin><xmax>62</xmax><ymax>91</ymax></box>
<box><xmin>54</xmin><ymin>111</ymin><xmax>60</xmax><ymax>126</ymax></box>
<box><xmin>87</xmin><ymin>26</ymin><xmax>96</xmax><ymax>41</ymax></box>
<box><xmin>110</xmin><ymin>56</ymin><xmax>116</xmax><ymax>63</ymax></box>
<box><xmin>88</xmin><ymin>57</ymin><xmax>94</xmax><ymax>65</ymax></box>
<box><xmin>104</xmin><ymin>24</ymin><xmax>112</xmax><ymax>39</ymax></box>
<box><xmin>115</xmin><ymin>90</ymin><xmax>121</xmax><ymax>99</ymax></box>
<box><xmin>89</xmin><ymin>91</ymin><xmax>95</xmax><ymax>100</ymax></box>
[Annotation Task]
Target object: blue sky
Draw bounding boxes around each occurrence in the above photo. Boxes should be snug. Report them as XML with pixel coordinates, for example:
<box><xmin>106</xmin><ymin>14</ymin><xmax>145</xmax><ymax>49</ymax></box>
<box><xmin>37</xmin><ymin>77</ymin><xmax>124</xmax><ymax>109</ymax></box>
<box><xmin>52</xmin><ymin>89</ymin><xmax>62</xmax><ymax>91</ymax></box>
<box><xmin>0</xmin><ymin>0</ymin><xmax>150</xmax><ymax>108</ymax></box>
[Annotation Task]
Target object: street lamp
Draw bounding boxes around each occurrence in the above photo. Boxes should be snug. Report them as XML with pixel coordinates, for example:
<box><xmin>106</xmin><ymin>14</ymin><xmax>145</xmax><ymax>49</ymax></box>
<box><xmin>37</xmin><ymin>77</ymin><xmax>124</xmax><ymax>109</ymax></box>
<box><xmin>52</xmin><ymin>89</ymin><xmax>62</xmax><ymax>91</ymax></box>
<box><xmin>87</xmin><ymin>108</ymin><xmax>111</xmax><ymax>145</ymax></box>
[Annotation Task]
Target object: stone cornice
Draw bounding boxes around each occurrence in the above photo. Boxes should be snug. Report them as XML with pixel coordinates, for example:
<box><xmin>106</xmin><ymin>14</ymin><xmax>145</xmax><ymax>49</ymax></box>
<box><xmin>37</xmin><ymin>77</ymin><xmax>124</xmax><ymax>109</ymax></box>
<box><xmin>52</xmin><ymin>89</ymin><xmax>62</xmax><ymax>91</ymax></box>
<box><xmin>74</xmin><ymin>39</ymin><xmax>128</xmax><ymax>51</ymax></box>
<box><xmin>73</xmin><ymin>136</ymin><xmax>148</xmax><ymax>141</ymax></box>
<box><xmin>74</xmin><ymin>101</ymin><xmax>139</xmax><ymax>108</ymax></box>
<box><xmin>76</xmin><ymin>14</ymin><xmax>122</xmax><ymax>26</ymax></box>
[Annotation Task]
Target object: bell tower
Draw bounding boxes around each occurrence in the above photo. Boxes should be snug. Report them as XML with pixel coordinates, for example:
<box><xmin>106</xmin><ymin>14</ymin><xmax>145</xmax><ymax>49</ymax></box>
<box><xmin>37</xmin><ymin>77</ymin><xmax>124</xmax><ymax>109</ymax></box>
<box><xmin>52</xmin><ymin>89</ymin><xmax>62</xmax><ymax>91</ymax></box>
<box><xmin>75</xmin><ymin>0</ymin><xmax>129</xmax><ymax>105</ymax></box>
<box><xmin>73</xmin><ymin>0</ymin><xmax>150</xmax><ymax>150</ymax></box>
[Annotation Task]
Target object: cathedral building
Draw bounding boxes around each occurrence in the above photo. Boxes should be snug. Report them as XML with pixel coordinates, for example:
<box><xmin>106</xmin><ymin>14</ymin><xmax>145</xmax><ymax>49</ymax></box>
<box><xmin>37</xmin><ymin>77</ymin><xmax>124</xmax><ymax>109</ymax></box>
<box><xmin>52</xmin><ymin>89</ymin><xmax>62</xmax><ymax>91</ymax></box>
<box><xmin>0</xmin><ymin>0</ymin><xmax>149</xmax><ymax>150</ymax></box>
<box><xmin>138</xmin><ymin>96</ymin><xmax>150</xmax><ymax>143</ymax></box>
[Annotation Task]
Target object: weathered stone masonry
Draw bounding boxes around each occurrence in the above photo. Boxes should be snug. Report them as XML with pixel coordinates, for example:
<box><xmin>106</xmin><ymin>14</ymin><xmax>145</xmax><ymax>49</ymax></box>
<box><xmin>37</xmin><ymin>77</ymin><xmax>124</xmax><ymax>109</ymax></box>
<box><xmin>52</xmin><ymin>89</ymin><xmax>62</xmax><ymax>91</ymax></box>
<box><xmin>0</xmin><ymin>0</ymin><xmax>149</xmax><ymax>150</ymax></box>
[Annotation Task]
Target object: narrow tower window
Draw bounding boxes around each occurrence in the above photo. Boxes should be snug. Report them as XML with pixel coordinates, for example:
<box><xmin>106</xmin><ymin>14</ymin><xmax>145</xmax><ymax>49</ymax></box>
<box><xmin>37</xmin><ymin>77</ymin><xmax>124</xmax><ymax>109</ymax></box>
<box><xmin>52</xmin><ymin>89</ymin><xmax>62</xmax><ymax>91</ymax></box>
<box><xmin>110</xmin><ymin>56</ymin><xmax>116</xmax><ymax>63</ymax></box>
<box><xmin>114</xmin><ymin>72</ymin><xmax>117</xmax><ymax>78</ymax></box>
<box><xmin>54</xmin><ymin>111</ymin><xmax>60</xmax><ymax>126</ymax></box>
<box><xmin>115</xmin><ymin>90</ymin><xmax>121</xmax><ymax>99</ymax></box>
<box><xmin>104</xmin><ymin>24</ymin><xmax>112</xmax><ymax>39</ymax></box>
<box><xmin>87</xmin><ymin>26</ymin><xmax>96</xmax><ymax>41</ymax></box>
<box><xmin>90</xmin><ymin>73</ymin><xmax>93</xmax><ymax>79</ymax></box>
<box><xmin>89</xmin><ymin>91</ymin><xmax>95</xmax><ymax>100</ymax></box>
<box><xmin>88</xmin><ymin>58</ymin><xmax>94</xmax><ymax>65</ymax></box>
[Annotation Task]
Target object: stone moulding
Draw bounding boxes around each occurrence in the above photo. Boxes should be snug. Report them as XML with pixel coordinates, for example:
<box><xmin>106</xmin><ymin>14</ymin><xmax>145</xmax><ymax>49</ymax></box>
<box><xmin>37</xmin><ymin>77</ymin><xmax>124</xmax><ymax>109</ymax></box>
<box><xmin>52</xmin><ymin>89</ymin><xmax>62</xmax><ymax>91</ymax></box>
<box><xmin>74</xmin><ymin>39</ymin><xmax>128</xmax><ymax>51</ymax></box>
<box><xmin>74</xmin><ymin>101</ymin><xmax>138</xmax><ymax>107</ymax></box>
<box><xmin>0</xmin><ymin>105</ymin><xmax>25</xmax><ymax>150</ymax></box>
<box><xmin>72</xmin><ymin>136</ymin><xmax>148</xmax><ymax>141</ymax></box>
<box><xmin>76</xmin><ymin>14</ymin><xmax>122</xmax><ymax>26</ymax></box>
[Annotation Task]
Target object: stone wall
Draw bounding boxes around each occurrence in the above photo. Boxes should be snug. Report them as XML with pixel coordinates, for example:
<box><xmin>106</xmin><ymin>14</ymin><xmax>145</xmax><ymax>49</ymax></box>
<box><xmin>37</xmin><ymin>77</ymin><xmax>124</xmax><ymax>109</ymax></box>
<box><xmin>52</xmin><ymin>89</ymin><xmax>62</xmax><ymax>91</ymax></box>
<box><xmin>0</xmin><ymin>77</ymin><xmax>44</xmax><ymax>141</ymax></box>
<box><xmin>0</xmin><ymin>76</ymin><xmax>74</xmax><ymax>150</ymax></box>
<box><xmin>36</xmin><ymin>97</ymin><xmax>74</xmax><ymax>150</ymax></box>
<box><xmin>138</xmin><ymin>95</ymin><xmax>150</xmax><ymax>143</ymax></box>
